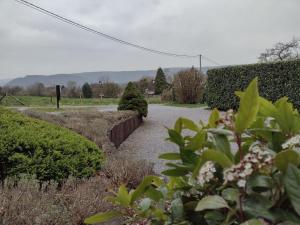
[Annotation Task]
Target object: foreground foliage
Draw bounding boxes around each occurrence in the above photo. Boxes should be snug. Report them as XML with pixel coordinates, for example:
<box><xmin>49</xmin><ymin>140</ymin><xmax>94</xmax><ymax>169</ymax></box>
<box><xmin>207</xmin><ymin>59</ymin><xmax>300</xmax><ymax>110</ymax></box>
<box><xmin>118</xmin><ymin>82</ymin><xmax>148</xmax><ymax>117</ymax></box>
<box><xmin>86</xmin><ymin>78</ymin><xmax>300</xmax><ymax>224</ymax></box>
<box><xmin>0</xmin><ymin>108</ymin><xmax>103</xmax><ymax>188</ymax></box>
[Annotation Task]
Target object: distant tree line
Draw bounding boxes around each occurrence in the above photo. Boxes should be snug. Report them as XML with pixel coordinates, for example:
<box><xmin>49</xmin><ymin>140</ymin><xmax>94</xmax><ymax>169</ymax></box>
<box><xmin>0</xmin><ymin>67</ymin><xmax>206</xmax><ymax>104</ymax></box>
<box><xmin>0</xmin><ymin>80</ymin><xmax>123</xmax><ymax>99</ymax></box>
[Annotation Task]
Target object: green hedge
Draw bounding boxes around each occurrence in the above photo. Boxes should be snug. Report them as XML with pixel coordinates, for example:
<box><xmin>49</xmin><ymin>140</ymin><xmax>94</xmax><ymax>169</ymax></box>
<box><xmin>207</xmin><ymin>60</ymin><xmax>300</xmax><ymax>110</ymax></box>
<box><xmin>0</xmin><ymin>108</ymin><xmax>104</xmax><ymax>187</ymax></box>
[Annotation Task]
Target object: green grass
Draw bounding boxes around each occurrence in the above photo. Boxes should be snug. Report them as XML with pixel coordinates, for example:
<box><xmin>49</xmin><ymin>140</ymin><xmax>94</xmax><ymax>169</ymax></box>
<box><xmin>0</xmin><ymin>96</ymin><xmax>119</xmax><ymax>107</ymax></box>
<box><xmin>0</xmin><ymin>95</ymin><xmax>206</xmax><ymax>108</ymax></box>
<box><xmin>164</xmin><ymin>102</ymin><xmax>207</xmax><ymax>108</ymax></box>
<box><xmin>0</xmin><ymin>96</ymin><xmax>164</xmax><ymax>107</ymax></box>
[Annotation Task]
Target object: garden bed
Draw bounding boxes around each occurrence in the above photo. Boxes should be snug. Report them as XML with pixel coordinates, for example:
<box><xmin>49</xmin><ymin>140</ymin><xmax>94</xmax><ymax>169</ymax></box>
<box><xmin>23</xmin><ymin>107</ymin><xmax>137</xmax><ymax>152</ymax></box>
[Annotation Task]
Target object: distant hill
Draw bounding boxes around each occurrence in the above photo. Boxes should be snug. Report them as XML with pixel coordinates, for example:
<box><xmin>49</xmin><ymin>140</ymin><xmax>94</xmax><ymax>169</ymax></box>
<box><xmin>0</xmin><ymin>79</ymin><xmax>11</xmax><ymax>86</ymax></box>
<box><xmin>6</xmin><ymin>67</ymin><xmax>212</xmax><ymax>87</ymax></box>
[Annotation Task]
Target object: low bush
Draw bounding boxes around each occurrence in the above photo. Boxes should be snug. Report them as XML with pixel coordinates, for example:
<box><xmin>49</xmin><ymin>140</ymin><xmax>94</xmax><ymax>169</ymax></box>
<box><xmin>173</xmin><ymin>68</ymin><xmax>206</xmax><ymax>104</ymax></box>
<box><xmin>207</xmin><ymin>59</ymin><xmax>300</xmax><ymax>110</ymax></box>
<box><xmin>118</xmin><ymin>82</ymin><xmax>148</xmax><ymax>117</ymax></box>
<box><xmin>0</xmin><ymin>157</ymin><xmax>154</xmax><ymax>225</ymax></box>
<box><xmin>161</xmin><ymin>88</ymin><xmax>174</xmax><ymax>102</ymax></box>
<box><xmin>86</xmin><ymin>78</ymin><xmax>300</xmax><ymax>225</ymax></box>
<box><xmin>0</xmin><ymin>108</ymin><xmax>103</xmax><ymax>188</ymax></box>
<box><xmin>0</xmin><ymin>176</ymin><xmax>112</xmax><ymax>225</ymax></box>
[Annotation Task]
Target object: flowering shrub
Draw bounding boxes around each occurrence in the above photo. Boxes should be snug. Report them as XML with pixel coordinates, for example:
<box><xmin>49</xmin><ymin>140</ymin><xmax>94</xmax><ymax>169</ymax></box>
<box><xmin>85</xmin><ymin>78</ymin><xmax>300</xmax><ymax>224</ymax></box>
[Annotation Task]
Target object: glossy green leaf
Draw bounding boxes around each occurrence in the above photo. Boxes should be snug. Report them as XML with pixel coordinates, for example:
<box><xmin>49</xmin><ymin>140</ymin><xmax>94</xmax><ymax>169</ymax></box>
<box><xmin>171</xmin><ymin>198</ymin><xmax>184</xmax><ymax>221</ymax></box>
<box><xmin>84</xmin><ymin>211</ymin><xmax>122</xmax><ymax>224</ymax></box>
<box><xmin>162</xmin><ymin>169</ymin><xmax>189</xmax><ymax>177</ymax></box>
<box><xmin>195</xmin><ymin>195</ymin><xmax>229</xmax><ymax>211</ymax></box>
<box><xmin>208</xmin><ymin>128</ymin><xmax>234</xmax><ymax>136</ymax></box>
<box><xmin>208</xmin><ymin>108</ymin><xmax>220</xmax><ymax>128</ymax></box>
<box><xmin>131</xmin><ymin>176</ymin><xmax>163</xmax><ymax>204</ymax></box>
<box><xmin>235</xmin><ymin>78</ymin><xmax>259</xmax><ymax>134</ymax></box>
<box><xmin>174</xmin><ymin>117</ymin><xmax>183</xmax><ymax>133</ymax></box>
<box><xmin>204</xmin><ymin>211</ymin><xmax>225</xmax><ymax>225</ymax></box>
<box><xmin>247</xmin><ymin>175</ymin><xmax>274</xmax><ymax>193</ymax></box>
<box><xmin>181</xmin><ymin>118</ymin><xmax>200</xmax><ymax>132</ymax></box>
<box><xmin>145</xmin><ymin>187</ymin><xmax>164</xmax><ymax>201</ymax></box>
<box><xmin>187</xmin><ymin>130</ymin><xmax>207</xmax><ymax>151</ymax></box>
<box><xmin>236</xmin><ymin>91</ymin><xmax>277</xmax><ymax>118</ymax></box>
<box><xmin>274</xmin><ymin>97</ymin><xmax>298</xmax><ymax>134</ymax></box>
<box><xmin>222</xmin><ymin>188</ymin><xmax>239</xmax><ymax>202</ymax></box>
<box><xmin>116</xmin><ymin>184</ymin><xmax>131</xmax><ymax>207</ymax></box>
<box><xmin>284</xmin><ymin>164</ymin><xmax>300</xmax><ymax>215</ymax></box>
<box><xmin>275</xmin><ymin>150</ymin><xmax>299</xmax><ymax>172</ymax></box>
<box><xmin>212</xmin><ymin>133</ymin><xmax>234</xmax><ymax>161</ymax></box>
<box><xmin>240</xmin><ymin>219</ymin><xmax>266</xmax><ymax>225</ymax></box>
<box><xmin>243</xmin><ymin>195</ymin><xmax>275</xmax><ymax>221</ymax></box>
<box><xmin>159</xmin><ymin>153</ymin><xmax>181</xmax><ymax>160</ymax></box>
<box><xmin>139</xmin><ymin>198</ymin><xmax>152</xmax><ymax>212</ymax></box>
<box><xmin>168</xmin><ymin>129</ymin><xmax>184</xmax><ymax>146</ymax></box>
<box><xmin>202</xmin><ymin>149</ymin><xmax>233</xmax><ymax>168</ymax></box>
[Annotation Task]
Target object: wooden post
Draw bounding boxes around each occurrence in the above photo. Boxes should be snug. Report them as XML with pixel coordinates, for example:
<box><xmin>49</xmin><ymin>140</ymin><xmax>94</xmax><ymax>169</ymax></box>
<box><xmin>56</xmin><ymin>85</ymin><xmax>61</xmax><ymax>109</ymax></box>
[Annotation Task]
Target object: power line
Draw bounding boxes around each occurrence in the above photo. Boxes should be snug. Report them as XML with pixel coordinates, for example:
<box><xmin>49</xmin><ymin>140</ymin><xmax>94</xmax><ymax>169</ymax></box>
<box><xmin>13</xmin><ymin>0</ymin><xmax>222</xmax><ymax>65</ymax></box>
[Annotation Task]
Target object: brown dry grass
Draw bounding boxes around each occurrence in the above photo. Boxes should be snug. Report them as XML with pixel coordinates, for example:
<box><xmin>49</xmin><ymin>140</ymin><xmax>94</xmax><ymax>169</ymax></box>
<box><xmin>1</xmin><ymin>108</ymin><xmax>154</xmax><ymax>225</ymax></box>
<box><xmin>23</xmin><ymin>108</ymin><xmax>136</xmax><ymax>150</ymax></box>
<box><xmin>0</xmin><ymin>157</ymin><xmax>154</xmax><ymax>225</ymax></box>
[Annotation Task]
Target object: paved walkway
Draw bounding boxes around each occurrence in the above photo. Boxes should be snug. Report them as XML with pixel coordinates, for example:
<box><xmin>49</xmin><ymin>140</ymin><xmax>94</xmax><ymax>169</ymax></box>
<box><xmin>117</xmin><ymin>105</ymin><xmax>211</xmax><ymax>173</ymax></box>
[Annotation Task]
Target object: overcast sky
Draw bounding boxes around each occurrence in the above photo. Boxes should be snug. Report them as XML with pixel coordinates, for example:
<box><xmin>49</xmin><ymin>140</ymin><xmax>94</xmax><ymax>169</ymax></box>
<box><xmin>0</xmin><ymin>0</ymin><xmax>299</xmax><ymax>79</ymax></box>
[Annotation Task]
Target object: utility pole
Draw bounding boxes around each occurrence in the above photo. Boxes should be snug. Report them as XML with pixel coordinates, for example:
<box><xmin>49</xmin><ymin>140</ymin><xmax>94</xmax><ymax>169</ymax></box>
<box><xmin>199</xmin><ymin>54</ymin><xmax>202</xmax><ymax>72</ymax></box>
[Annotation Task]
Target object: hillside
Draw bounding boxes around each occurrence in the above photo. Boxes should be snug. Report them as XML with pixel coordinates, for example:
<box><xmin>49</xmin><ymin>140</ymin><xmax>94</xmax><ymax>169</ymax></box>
<box><xmin>6</xmin><ymin>67</ymin><xmax>211</xmax><ymax>87</ymax></box>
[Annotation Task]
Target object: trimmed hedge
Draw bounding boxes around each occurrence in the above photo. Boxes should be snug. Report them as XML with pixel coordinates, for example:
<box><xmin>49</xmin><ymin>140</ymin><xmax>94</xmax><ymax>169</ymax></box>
<box><xmin>207</xmin><ymin>60</ymin><xmax>300</xmax><ymax>110</ymax></box>
<box><xmin>0</xmin><ymin>108</ymin><xmax>104</xmax><ymax>187</ymax></box>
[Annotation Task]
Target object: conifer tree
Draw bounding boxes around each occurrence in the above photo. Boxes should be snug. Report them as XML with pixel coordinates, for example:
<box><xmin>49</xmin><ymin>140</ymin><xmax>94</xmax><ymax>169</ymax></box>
<box><xmin>154</xmin><ymin>67</ymin><xmax>168</xmax><ymax>95</ymax></box>
<box><xmin>118</xmin><ymin>82</ymin><xmax>148</xmax><ymax>117</ymax></box>
<box><xmin>82</xmin><ymin>83</ymin><xmax>93</xmax><ymax>98</ymax></box>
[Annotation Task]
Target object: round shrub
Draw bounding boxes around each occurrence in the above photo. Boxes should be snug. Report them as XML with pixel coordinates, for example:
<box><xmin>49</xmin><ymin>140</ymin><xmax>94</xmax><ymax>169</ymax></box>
<box><xmin>0</xmin><ymin>108</ymin><xmax>103</xmax><ymax>187</ymax></box>
<box><xmin>118</xmin><ymin>82</ymin><xmax>148</xmax><ymax>117</ymax></box>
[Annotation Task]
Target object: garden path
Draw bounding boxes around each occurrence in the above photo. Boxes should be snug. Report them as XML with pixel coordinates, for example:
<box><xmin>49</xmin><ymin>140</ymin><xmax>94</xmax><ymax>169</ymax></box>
<box><xmin>117</xmin><ymin>105</ymin><xmax>211</xmax><ymax>173</ymax></box>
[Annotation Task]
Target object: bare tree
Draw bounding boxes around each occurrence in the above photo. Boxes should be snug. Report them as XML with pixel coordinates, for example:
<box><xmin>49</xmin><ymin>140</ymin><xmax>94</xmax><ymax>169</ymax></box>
<box><xmin>258</xmin><ymin>38</ymin><xmax>300</xmax><ymax>62</ymax></box>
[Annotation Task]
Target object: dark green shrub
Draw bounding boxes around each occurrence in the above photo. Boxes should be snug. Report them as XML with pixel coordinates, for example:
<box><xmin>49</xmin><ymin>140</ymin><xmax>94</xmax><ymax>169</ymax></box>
<box><xmin>118</xmin><ymin>82</ymin><xmax>148</xmax><ymax>117</ymax></box>
<box><xmin>154</xmin><ymin>67</ymin><xmax>168</xmax><ymax>95</ymax></box>
<box><xmin>82</xmin><ymin>83</ymin><xmax>93</xmax><ymax>98</ymax></box>
<box><xmin>0</xmin><ymin>108</ymin><xmax>103</xmax><ymax>187</ymax></box>
<box><xmin>207</xmin><ymin>59</ymin><xmax>300</xmax><ymax>110</ymax></box>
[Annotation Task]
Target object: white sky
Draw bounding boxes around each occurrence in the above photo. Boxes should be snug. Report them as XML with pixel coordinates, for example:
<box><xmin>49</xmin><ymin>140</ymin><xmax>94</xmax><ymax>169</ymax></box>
<box><xmin>0</xmin><ymin>0</ymin><xmax>300</xmax><ymax>79</ymax></box>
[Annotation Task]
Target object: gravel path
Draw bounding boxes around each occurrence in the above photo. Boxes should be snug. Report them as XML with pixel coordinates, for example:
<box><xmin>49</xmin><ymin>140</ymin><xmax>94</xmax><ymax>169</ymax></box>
<box><xmin>117</xmin><ymin>105</ymin><xmax>211</xmax><ymax>173</ymax></box>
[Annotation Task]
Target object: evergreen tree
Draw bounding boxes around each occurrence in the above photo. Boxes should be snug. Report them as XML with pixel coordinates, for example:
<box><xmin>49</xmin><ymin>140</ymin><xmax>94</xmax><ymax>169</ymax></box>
<box><xmin>118</xmin><ymin>82</ymin><xmax>148</xmax><ymax>117</ymax></box>
<box><xmin>154</xmin><ymin>67</ymin><xmax>168</xmax><ymax>95</ymax></box>
<box><xmin>82</xmin><ymin>83</ymin><xmax>93</xmax><ymax>98</ymax></box>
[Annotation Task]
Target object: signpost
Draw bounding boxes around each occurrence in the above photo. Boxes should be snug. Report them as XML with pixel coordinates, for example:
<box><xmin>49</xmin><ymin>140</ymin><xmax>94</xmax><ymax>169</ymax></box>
<box><xmin>56</xmin><ymin>85</ymin><xmax>61</xmax><ymax>109</ymax></box>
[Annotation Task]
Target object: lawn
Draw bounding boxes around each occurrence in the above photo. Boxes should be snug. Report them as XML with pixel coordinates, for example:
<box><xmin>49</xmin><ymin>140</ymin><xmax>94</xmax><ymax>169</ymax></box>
<box><xmin>0</xmin><ymin>95</ymin><xmax>207</xmax><ymax>108</ymax></box>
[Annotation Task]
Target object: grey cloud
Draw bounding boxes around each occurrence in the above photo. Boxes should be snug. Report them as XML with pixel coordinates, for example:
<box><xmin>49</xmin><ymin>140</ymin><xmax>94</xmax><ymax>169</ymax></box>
<box><xmin>0</xmin><ymin>0</ymin><xmax>300</xmax><ymax>79</ymax></box>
